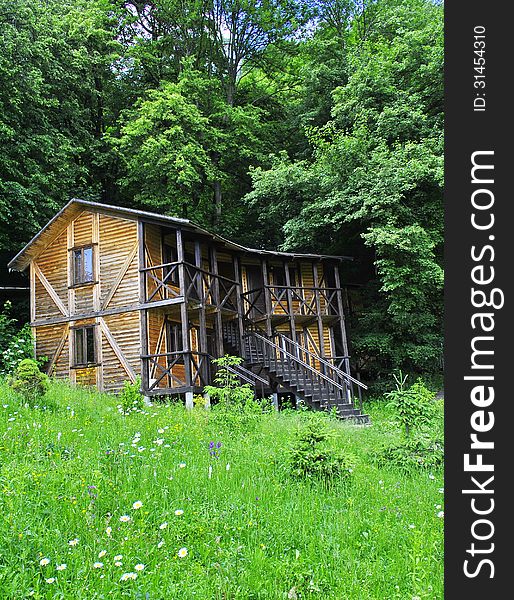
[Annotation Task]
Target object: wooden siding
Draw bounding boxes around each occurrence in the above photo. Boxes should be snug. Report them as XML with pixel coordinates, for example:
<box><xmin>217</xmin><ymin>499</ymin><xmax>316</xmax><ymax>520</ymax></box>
<box><xmin>99</xmin><ymin>214</ymin><xmax>138</xmax><ymax>308</ymax></box>
<box><xmin>35</xmin><ymin>324</ymin><xmax>68</xmax><ymax>379</ymax></box>
<box><xmin>101</xmin><ymin>311</ymin><xmax>140</xmax><ymax>393</ymax></box>
<box><xmin>33</xmin><ymin>231</ymin><xmax>68</xmax><ymax>321</ymax></box>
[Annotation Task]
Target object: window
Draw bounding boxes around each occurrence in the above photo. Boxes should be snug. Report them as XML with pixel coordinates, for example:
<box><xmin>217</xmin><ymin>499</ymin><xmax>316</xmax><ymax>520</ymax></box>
<box><xmin>74</xmin><ymin>326</ymin><xmax>96</xmax><ymax>366</ymax></box>
<box><xmin>166</xmin><ymin>321</ymin><xmax>184</xmax><ymax>364</ymax></box>
<box><xmin>73</xmin><ymin>246</ymin><xmax>94</xmax><ymax>285</ymax></box>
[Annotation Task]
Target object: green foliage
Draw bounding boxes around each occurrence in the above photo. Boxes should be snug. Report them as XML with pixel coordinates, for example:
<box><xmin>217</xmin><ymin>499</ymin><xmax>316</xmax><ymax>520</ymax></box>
<box><xmin>204</xmin><ymin>355</ymin><xmax>257</xmax><ymax>411</ymax></box>
<box><xmin>0</xmin><ymin>0</ymin><xmax>121</xmax><ymax>251</ymax></box>
<box><xmin>117</xmin><ymin>376</ymin><xmax>144</xmax><ymax>415</ymax></box>
<box><xmin>2</xmin><ymin>323</ymin><xmax>36</xmax><ymax>374</ymax></box>
<box><xmin>0</xmin><ymin>301</ymin><xmax>17</xmax><ymax>368</ymax></box>
<box><xmin>371</xmin><ymin>436</ymin><xmax>444</xmax><ymax>473</ymax></box>
<box><xmin>8</xmin><ymin>358</ymin><xmax>49</xmax><ymax>407</ymax></box>
<box><xmin>1</xmin><ymin>0</ymin><xmax>444</xmax><ymax>390</ymax></box>
<box><xmin>287</xmin><ymin>418</ymin><xmax>355</xmax><ymax>485</ymax></box>
<box><xmin>0</xmin><ymin>378</ymin><xmax>443</xmax><ymax>598</ymax></box>
<box><xmin>386</xmin><ymin>372</ymin><xmax>436</xmax><ymax>437</ymax></box>
<box><xmin>244</xmin><ymin>0</ymin><xmax>444</xmax><ymax>380</ymax></box>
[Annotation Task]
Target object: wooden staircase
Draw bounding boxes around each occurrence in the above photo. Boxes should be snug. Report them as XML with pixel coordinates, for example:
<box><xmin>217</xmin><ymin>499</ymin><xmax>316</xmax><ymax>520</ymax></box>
<box><xmin>222</xmin><ymin>322</ymin><xmax>369</xmax><ymax>423</ymax></box>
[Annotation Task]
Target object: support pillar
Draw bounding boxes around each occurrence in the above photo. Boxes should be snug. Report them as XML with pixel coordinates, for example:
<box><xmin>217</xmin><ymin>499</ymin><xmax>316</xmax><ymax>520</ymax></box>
<box><xmin>176</xmin><ymin>228</ymin><xmax>192</xmax><ymax>387</ymax></box>
<box><xmin>185</xmin><ymin>391</ymin><xmax>194</xmax><ymax>410</ymax></box>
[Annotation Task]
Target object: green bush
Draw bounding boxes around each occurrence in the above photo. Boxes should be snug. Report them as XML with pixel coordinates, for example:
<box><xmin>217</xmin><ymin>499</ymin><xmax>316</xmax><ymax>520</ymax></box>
<box><xmin>287</xmin><ymin>419</ymin><xmax>355</xmax><ymax>485</ymax></box>
<box><xmin>117</xmin><ymin>376</ymin><xmax>144</xmax><ymax>414</ymax></box>
<box><xmin>386</xmin><ymin>372</ymin><xmax>436</xmax><ymax>437</ymax></box>
<box><xmin>0</xmin><ymin>302</ymin><xmax>35</xmax><ymax>374</ymax></box>
<box><xmin>204</xmin><ymin>355</ymin><xmax>257</xmax><ymax>410</ymax></box>
<box><xmin>8</xmin><ymin>358</ymin><xmax>49</xmax><ymax>407</ymax></box>
<box><xmin>371</xmin><ymin>436</ymin><xmax>444</xmax><ymax>473</ymax></box>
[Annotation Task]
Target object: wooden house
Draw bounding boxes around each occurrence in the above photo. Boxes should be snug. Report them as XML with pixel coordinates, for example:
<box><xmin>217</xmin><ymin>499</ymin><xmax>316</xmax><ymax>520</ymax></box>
<box><xmin>8</xmin><ymin>200</ymin><xmax>368</xmax><ymax>420</ymax></box>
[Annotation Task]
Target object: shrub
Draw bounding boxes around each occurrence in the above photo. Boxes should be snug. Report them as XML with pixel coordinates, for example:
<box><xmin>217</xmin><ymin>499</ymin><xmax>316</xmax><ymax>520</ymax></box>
<box><xmin>204</xmin><ymin>355</ymin><xmax>258</xmax><ymax>412</ymax></box>
<box><xmin>287</xmin><ymin>419</ymin><xmax>355</xmax><ymax>485</ymax></box>
<box><xmin>386</xmin><ymin>372</ymin><xmax>436</xmax><ymax>437</ymax></box>
<box><xmin>8</xmin><ymin>358</ymin><xmax>49</xmax><ymax>407</ymax></box>
<box><xmin>371</xmin><ymin>436</ymin><xmax>444</xmax><ymax>473</ymax></box>
<box><xmin>0</xmin><ymin>301</ymin><xmax>36</xmax><ymax>374</ymax></box>
<box><xmin>118</xmin><ymin>377</ymin><xmax>144</xmax><ymax>414</ymax></box>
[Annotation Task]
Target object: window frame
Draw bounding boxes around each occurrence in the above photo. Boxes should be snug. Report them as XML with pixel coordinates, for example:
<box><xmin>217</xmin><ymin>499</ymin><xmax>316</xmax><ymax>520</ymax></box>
<box><xmin>71</xmin><ymin>244</ymin><xmax>95</xmax><ymax>287</ymax></box>
<box><xmin>72</xmin><ymin>325</ymin><xmax>98</xmax><ymax>367</ymax></box>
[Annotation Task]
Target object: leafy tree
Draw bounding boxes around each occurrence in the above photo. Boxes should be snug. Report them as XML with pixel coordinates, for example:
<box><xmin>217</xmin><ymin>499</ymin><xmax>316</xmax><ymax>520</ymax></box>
<box><xmin>244</xmin><ymin>0</ymin><xmax>443</xmax><ymax>381</ymax></box>
<box><xmin>0</xmin><ymin>0</ymin><xmax>121</xmax><ymax>251</ymax></box>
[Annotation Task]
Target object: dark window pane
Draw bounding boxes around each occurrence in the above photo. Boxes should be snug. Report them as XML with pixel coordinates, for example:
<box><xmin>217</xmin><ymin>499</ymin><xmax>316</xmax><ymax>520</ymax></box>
<box><xmin>86</xmin><ymin>327</ymin><xmax>95</xmax><ymax>363</ymax></box>
<box><xmin>74</xmin><ymin>250</ymin><xmax>82</xmax><ymax>284</ymax></box>
<box><xmin>75</xmin><ymin>329</ymin><xmax>84</xmax><ymax>364</ymax></box>
<box><xmin>83</xmin><ymin>247</ymin><xmax>93</xmax><ymax>282</ymax></box>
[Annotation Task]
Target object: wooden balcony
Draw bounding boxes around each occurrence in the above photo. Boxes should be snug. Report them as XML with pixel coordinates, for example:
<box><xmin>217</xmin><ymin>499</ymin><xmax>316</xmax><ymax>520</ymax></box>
<box><xmin>140</xmin><ymin>261</ymin><xmax>239</xmax><ymax>313</ymax></box>
<box><xmin>242</xmin><ymin>285</ymin><xmax>341</xmax><ymax>323</ymax></box>
<box><xmin>141</xmin><ymin>350</ymin><xmax>210</xmax><ymax>395</ymax></box>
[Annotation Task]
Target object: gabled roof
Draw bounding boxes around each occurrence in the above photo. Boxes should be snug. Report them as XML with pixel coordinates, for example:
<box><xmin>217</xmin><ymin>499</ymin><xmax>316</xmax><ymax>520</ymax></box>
<box><xmin>8</xmin><ymin>199</ymin><xmax>351</xmax><ymax>272</ymax></box>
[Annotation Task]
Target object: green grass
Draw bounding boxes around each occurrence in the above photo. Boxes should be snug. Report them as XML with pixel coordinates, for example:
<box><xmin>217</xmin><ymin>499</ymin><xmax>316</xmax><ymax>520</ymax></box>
<box><xmin>0</xmin><ymin>381</ymin><xmax>443</xmax><ymax>599</ymax></box>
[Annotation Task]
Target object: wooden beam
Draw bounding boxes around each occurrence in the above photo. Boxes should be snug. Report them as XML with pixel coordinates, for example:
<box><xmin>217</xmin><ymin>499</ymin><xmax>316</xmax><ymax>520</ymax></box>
<box><xmin>312</xmin><ymin>261</ymin><xmax>325</xmax><ymax>361</ymax></box>
<box><xmin>92</xmin><ymin>212</ymin><xmax>101</xmax><ymax>312</ymax></box>
<box><xmin>67</xmin><ymin>220</ymin><xmax>75</xmax><ymax>318</ymax></box>
<box><xmin>30</xmin><ymin>297</ymin><xmax>185</xmax><ymax>328</ymax></box>
<box><xmin>195</xmin><ymin>240</ymin><xmax>209</xmax><ymax>383</ymax></box>
<box><xmin>46</xmin><ymin>323</ymin><xmax>70</xmax><ymax>375</ymax></box>
<box><xmin>333</xmin><ymin>264</ymin><xmax>350</xmax><ymax>375</ymax></box>
<box><xmin>210</xmin><ymin>244</ymin><xmax>224</xmax><ymax>357</ymax></box>
<box><xmin>284</xmin><ymin>261</ymin><xmax>297</xmax><ymax>345</ymax></box>
<box><xmin>98</xmin><ymin>317</ymin><xmax>137</xmax><ymax>383</ymax></box>
<box><xmin>101</xmin><ymin>240</ymin><xmax>138</xmax><ymax>310</ymax></box>
<box><xmin>138</xmin><ymin>220</ymin><xmax>149</xmax><ymax>392</ymax></box>
<box><xmin>232</xmin><ymin>254</ymin><xmax>245</xmax><ymax>354</ymax></box>
<box><xmin>34</xmin><ymin>263</ymin><xmax>68</xmax><ymax>317</ymax></box>
<box><xmin>261</xmin><ymin>259</ymin><xmax>273</xmax><ymax>337</ymax></box>
<box><xmin>176</xmin><ymin>228</ymin><xmax>192</xmax><ymax>388</ymax></box>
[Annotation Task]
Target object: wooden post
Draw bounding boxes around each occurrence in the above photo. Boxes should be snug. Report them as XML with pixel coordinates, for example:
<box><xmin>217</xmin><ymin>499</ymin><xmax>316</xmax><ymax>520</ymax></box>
<box><xmin>232</xmin><ymin>254</ymin><xmax>245</xmax><ymax>354</ymax></box>
<box><xmin>176</xmin><ymin>228</ymin><xmax>192</xmax><ymax>389</ymax></box>
<box><xmin>261</xmin><ymin>259</ymin><xmax>273</xmax><ymax>337</ymax></box>
<box><xmin>138</xmin><ymin>220</ymin><xmax>149</xmax><ymax>394</ymax></box>
<box><xmin>312</xmin><ymin>261</ymin><xmax>326</xmax><ymax>367</ymax></box>
<box><xmin>195</xmin><ymin>240</ymin><xmax>209</xmax><ymax>383</ymax></box>
<box><xmin>210</xmin><ymin>244</ymin><xmax>224</xmax><ymax>358</ymax></box>
<box><xmin>333</xmin><ymin>263</ymin><xmax>350</xmax><ymax>375</ymax></box>
<box><xmin>284</xmin><ymin>261</ymin><xmax>297</xmax><ymax>345</ymax></box>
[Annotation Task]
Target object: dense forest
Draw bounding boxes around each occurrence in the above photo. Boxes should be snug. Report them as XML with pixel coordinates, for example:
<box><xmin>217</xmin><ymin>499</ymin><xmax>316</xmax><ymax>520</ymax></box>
<box><xmin>0</xmin><ymin>0</ymin><xmax>443</xmax><ymax>387</ymax></box>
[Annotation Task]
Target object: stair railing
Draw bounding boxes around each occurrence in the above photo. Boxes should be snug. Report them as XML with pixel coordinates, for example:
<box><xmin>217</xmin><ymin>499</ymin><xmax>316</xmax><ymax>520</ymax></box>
<box><xmin>244</xmin><ymin>329</ymin><xmax>352</xmax><ymax>407</ymax></box>
<box><xmin>271</xmin><ymin>330</ymin><xmax>367</xmax><ymax>405</ymax></box>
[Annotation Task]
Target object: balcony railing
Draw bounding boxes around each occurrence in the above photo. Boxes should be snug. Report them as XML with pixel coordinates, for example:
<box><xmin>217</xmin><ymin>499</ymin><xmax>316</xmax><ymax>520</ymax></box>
<box><xmin>140</xmin><ymin>261</ymin><xmax>238</xmax><ymax>311</ymax></box>
<box><xmin>141</xmin><ymin>351</ymin><xmax>210</xmax><ymax>393</ymax></box>
<box><xmin>241</xmin><ymin>285</ymin><xmax>341</xmax><ymax>320</ymax></box>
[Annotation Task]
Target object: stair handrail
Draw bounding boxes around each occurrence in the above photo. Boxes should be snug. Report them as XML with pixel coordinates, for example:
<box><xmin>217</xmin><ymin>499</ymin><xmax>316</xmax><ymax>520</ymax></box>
<box><xmin>244</xmin><ymin>330</ymin><xmax>348</xmax><ymax>395</ymax></box>
<box><xmin>272</xmin><ymin>331</ymin><xmax>368</xmax><ymax>391</ymax></box>
<box><xmin>208</xmin><ymin>352</ymin><xmax>268</xmax><ymax>387</ymax></box>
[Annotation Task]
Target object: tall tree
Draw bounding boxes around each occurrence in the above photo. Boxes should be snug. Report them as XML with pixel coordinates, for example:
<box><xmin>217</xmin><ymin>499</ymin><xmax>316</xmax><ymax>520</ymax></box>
<box><xmin>0</xmin><ymin>0</ymin><xmax>121</xmax><ymax>250</ymax></box>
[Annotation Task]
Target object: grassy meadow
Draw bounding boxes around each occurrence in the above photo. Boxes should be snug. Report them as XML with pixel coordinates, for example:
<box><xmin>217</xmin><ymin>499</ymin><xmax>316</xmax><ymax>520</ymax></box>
<box><xmin>0</xmin><ymin>380</ymin><xmax>443</xmax><ymax>599</ymax></box>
